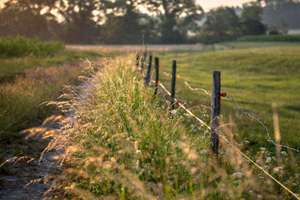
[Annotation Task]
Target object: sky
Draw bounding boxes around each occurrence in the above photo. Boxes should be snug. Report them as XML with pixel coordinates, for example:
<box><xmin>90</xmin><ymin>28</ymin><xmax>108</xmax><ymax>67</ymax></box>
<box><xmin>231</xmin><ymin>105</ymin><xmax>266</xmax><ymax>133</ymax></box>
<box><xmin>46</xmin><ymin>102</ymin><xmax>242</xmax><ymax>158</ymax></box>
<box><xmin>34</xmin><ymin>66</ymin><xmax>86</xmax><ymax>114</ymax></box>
<box><xmin>197</xmin><ymin>0</ymin><xmax>255</xmax><ymax>11</ymax></box>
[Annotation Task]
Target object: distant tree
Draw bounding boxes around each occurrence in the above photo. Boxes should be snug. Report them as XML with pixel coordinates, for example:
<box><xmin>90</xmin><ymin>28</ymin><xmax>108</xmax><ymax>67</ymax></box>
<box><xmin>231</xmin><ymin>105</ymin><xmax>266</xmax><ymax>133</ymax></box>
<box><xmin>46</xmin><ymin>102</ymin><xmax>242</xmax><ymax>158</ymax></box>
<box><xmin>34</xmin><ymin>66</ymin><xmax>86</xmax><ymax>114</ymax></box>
<box><xmin>203</xmin><ymin>7</ymin><xmax>241</xmax><ymax>38</ymax></box>
<box><xmin>100</xmin><ymin>0</ymin><xmax>145</xmax><ymax>44</ymax></box>
<box><xmin>262</xmin><ymin>0</ymin><xmax>300</xmax><ymax>32</ymax></box>
<box><xmin>0</xmin><ymin>0</ymin><xmax>60</xmax><ymax>39</ymax></box>
<box><xmin>56</xmin><ymin>0</ymin><xmax>102</xmax><ymax>43</ymax></box>
<box><xmin>240</xmin><ymin>2</ymin><xmax>266</xmax><ymax>35</ymax></box>
<box><xmin>143</xmin><ymin>0</ymin><xmax>203</xmax><ymax>43</ymax></box>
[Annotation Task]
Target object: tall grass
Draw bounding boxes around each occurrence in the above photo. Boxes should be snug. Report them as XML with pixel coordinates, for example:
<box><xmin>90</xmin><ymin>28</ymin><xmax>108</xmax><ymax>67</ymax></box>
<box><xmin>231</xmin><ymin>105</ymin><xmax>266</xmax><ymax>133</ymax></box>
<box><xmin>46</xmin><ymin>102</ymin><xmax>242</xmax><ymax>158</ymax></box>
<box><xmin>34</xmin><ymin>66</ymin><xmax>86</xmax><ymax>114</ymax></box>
<box><xmin>51</xmin><ymin>56</ymin><xmax>288</xmax><ymax>199</ymax></box>
<box><xmin>0</xmin><ymin>63</ymin><xmax>84</xmax><ymax>142</ymax></box>
<box><xmin>0</xmin><ymin>36</ymin><xmax>64</xmax><ymax>58</ymax></box>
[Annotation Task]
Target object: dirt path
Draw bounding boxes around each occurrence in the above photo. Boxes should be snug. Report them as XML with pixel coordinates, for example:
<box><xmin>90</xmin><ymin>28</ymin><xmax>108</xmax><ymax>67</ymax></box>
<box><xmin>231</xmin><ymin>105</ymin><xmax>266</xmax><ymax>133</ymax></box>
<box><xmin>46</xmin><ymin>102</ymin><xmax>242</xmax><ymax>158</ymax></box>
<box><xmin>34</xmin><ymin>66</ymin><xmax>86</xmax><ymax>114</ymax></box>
<box><xmin>0</xmin><ymin>115</ymin><xmax>73</xmax><ymax>199</ymax></box>
<box><xmin>0</xmin><ymin>60</ymin><xmax>100</xmax><ymax>200</ymax></box>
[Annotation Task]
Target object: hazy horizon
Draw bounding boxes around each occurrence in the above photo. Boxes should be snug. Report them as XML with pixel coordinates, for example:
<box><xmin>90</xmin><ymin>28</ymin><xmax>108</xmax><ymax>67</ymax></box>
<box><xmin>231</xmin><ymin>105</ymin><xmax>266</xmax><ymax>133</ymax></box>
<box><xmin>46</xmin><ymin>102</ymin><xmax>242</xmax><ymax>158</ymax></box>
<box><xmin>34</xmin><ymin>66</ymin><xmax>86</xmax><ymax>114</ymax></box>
<box><xmin>197</xmin><ymin>0</ymin><xmax>255</xmax><ymax>11</ymax></box>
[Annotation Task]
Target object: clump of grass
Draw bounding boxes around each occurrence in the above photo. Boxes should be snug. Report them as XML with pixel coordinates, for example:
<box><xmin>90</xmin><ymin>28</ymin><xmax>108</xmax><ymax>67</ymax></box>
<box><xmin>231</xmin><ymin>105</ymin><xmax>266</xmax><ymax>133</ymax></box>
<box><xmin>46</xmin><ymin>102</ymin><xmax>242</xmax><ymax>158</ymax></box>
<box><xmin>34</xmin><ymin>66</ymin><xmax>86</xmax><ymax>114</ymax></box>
<box><xmin>0</xmin><ymin>36</ymin><xmax>64</xmax><ymax>58</ymax></box>
<box><xmin>0</xmin><ymin>63</ymin><xmax>84</xmax><ymax>142</ymax></box>
<box><xmin>53</xmin><ymin>56</ymin><xmax>285</xmax><ymax>199</ymax></box>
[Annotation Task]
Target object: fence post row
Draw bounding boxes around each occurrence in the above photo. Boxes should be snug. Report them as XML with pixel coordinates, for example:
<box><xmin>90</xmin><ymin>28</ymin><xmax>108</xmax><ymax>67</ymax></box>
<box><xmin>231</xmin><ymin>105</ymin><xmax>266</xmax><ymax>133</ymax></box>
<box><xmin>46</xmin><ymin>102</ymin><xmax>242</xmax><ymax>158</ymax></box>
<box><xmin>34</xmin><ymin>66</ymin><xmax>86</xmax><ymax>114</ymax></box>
<box><xmin>211</xmin><ymin>71</ymin><xmax>221</xmax><ymax>155</ymax></box>
<box><xmin>136</xmin><ymin>54</ymin><xmax>140</xmax><ymax>69</ymax></box>
<box><xmin>141</xmin><ymin>51</ymin><xmax>147</xmax><ymax>72</ymax></box>
<box><xmin>154</xmin><ymin>57</ymin><xmax>160</xmax><ymax>95</ymax></box>
<box><xmin>144</xmin><ymin>55</ymin><xmax>153</xmax><ymax>86</ymax></box>
<box><xmin>171</xmin><ymin>60</ymin><xmax>177</xmax><ymax>111</ymax></box>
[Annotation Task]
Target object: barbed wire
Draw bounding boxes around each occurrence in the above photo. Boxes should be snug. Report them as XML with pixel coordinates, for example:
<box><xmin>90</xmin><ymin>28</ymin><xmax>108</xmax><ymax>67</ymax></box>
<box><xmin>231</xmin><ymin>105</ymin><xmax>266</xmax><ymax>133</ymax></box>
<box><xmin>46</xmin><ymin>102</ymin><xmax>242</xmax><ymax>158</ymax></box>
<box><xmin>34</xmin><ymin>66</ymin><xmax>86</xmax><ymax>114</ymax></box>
<box><xmin>156</xmin><ymin>81</ymin><xmax>300</xmax><ymax>200</ymax></box>
<box><xmin>160</xmin><ymin>70</ymin><xmax>299</xmax><ymax>153</ymax></box>
<box><xmin>226</xmin><ymin>95</ymin><xmax>300</xmax><ymax>153</ymax></box>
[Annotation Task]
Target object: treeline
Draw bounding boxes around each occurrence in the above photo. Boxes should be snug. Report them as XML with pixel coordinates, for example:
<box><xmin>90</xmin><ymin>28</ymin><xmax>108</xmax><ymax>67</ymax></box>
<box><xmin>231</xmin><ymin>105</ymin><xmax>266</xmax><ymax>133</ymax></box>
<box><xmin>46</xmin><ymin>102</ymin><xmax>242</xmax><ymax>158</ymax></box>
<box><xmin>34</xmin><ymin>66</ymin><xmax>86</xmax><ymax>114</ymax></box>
<box><xmin>0</xmin><ymin>0</ymin><xmax>299</xmax><ymax>44</ymax></box>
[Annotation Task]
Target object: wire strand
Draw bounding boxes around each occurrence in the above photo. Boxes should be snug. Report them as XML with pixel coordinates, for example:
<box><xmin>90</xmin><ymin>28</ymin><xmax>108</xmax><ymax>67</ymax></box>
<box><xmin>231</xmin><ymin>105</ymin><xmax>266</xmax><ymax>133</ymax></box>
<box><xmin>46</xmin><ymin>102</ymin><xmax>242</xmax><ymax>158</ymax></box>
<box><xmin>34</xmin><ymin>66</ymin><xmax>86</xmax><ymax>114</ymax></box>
<box><xmin>157</xmin><ymin>81</ymin><xmax>300</xmax><ymax>200</ymax></box>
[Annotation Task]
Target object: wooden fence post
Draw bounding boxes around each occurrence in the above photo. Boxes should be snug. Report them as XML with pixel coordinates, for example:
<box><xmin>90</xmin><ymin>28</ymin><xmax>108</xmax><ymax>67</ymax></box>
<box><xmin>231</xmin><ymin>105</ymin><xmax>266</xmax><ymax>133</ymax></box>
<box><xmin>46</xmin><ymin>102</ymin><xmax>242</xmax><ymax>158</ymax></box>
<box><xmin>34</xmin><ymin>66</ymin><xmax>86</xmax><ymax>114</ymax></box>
<box><xmin>136</xmin><ymin>54</ymin><xmax>140</xmax><ymax>69</ymax></box>
<box><xmin>144</xmin><ymin>55</ymin><xmax>153</xmax><ymax>86</ymax></box>
<box><xmin>211</xmin><ymin>71</ymin><xmax>221</xmax><ymax>155</ymax></box>
<box><xmin>154</xmin><ymin>57</ymin><xmax>160</xmax><ymax>95</ymax></box>
<box><xmin>141</xmin><ymin>51</ymin><xmax>147</xmax><ymax>73</ymax></box>
<box><xmin>171</xmin><ymin>60</ymin><xmax>177</xmax><ymax>110</ymax></box>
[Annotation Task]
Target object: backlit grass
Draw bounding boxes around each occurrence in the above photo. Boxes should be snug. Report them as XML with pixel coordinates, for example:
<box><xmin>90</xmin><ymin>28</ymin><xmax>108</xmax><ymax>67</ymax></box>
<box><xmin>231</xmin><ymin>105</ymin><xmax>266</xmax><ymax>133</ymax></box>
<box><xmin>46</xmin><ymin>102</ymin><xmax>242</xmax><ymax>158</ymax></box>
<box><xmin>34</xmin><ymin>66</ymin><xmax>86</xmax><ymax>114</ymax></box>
<box><xmin>0</xmin><ymin>50</ymin><xmax>100</xmax><ymax>143</ymax></box>
<box><xmin>52</xmin><ymin>56</ymin><xmax>291</xmax><ymax>199</ymax></box>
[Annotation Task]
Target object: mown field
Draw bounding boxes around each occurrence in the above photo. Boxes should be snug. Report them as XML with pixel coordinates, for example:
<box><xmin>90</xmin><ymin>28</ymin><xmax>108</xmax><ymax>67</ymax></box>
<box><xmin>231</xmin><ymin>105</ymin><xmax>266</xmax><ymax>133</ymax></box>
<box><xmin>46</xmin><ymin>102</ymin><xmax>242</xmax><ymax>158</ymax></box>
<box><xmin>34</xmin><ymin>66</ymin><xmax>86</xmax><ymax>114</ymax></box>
<box><xmin>157</xmin><ymin>45</ymin><xmax>300</xmax><ymax>152</ymax></box>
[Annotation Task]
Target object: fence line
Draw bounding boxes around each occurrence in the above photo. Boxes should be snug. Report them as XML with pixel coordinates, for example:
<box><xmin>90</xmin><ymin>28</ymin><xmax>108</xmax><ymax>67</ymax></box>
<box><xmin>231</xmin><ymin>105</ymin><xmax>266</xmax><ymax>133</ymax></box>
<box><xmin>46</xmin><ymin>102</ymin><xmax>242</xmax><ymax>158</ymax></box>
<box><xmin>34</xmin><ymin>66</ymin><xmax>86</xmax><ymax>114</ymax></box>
<box><xmin>137</xmin><ymin>53</ymin><xmax>300</xmax><ymax>200</ymax></box>
<box><xmin>158</xmin><ymin>81</ymin><xmax>300</xmax><ymax>200</ymax></box>
<box><xmin>160</xmin><ymin>66</ymin><xmax>300</xmax><ymax>153</ymax></box>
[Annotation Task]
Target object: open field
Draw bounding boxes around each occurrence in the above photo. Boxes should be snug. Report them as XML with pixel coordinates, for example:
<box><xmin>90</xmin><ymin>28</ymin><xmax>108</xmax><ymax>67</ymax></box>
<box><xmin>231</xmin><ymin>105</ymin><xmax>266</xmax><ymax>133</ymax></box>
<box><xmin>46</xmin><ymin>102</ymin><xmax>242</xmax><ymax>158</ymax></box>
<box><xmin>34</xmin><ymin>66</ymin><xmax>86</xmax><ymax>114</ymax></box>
<box><xmin>1</xmin><ymin>40</ymin><xmax>300</xmax><ymax>199</ymax></box>
<box><xmin>156</xmin><ymin>45</ymin><xmax>300</xmax><ymax>152</ymax></box>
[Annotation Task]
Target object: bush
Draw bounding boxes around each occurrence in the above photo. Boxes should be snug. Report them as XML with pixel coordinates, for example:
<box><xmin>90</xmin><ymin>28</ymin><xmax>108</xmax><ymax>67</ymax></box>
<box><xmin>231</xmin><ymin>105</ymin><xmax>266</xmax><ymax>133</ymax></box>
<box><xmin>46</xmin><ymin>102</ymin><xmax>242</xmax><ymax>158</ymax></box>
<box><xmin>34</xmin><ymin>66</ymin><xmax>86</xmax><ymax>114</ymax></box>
<box><xmin>238</xmin><ymin>34</ymin><xmax>300</xmax><ymax>42</ymax></box>
<box><xmin>0</xmin><ymin>36</ymin><xmax>64</xmax><ymax>58</ymax></box>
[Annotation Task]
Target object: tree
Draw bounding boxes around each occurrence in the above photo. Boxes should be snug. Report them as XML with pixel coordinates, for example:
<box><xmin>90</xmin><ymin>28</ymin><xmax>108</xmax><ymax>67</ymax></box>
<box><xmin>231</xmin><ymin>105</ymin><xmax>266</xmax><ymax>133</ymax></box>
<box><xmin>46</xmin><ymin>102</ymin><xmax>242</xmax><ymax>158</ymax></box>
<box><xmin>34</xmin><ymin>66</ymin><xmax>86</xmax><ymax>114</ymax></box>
<box><xmin>240</xmin><ymin>2</ymin><xmax>266</xmax><ymax>35</ymax></box>
<box><xmin>143</xmin><ymin>0</ymin><xmax>203</xmax><ymax>43</ymax></box>
<box><xmin>0</xmin><ymin>0</ymin><xmax>60</xmax><ymax>39</ymax></box>
<box><xmin>100</xmin><ymin>0</ymin><xmax>145</xmax><ymax>44</ymax></box>
<box><xmin>203</xmin><ymin>7</ymin><xmax>241</xmax><ymax>38</ymax></box>
<box><xmin>262</xmin><ymin>0</ymin><xmax>300</xmax><ymax>33</ymax></box>
<box><xmin>56</xmin><ymin>0</ymin><xmax>103</xmax><ymax>43</ymax></box>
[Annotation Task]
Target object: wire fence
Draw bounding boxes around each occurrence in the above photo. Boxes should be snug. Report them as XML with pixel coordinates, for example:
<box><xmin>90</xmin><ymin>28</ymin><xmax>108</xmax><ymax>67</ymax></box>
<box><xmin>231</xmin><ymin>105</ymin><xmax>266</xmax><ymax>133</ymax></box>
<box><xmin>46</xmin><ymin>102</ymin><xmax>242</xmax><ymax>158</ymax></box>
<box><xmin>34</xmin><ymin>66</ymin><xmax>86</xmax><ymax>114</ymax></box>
<box><xmin>136</xmin><ymin>51</ymin><xmax>300</xmax><ymax>200</ymax></box>
<box><xmin>157</xmin><ymin>60</ymin><xmax>300</xmax><ymax>153</ymax></box>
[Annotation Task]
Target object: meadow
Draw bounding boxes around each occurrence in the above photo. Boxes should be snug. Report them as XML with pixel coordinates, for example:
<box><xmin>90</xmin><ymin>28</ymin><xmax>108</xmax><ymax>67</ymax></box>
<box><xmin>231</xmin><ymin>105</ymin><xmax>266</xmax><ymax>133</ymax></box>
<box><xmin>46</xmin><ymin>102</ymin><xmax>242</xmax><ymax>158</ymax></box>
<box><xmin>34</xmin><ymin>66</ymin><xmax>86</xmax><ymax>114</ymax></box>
<box><xmin>156</xmin><ymin>45</ymin><xmax>300</xmax><ymax>152</ymax></box>
<box><xmin>1</xmin><ymin>38</ymin><xmax>300</xmax><ymax>199</ymax></box>
<box><xmin>0</xmin><ymin>37</ymin><xmax>100</xmax><ymax>143</ymax></box>
<box><xmin>54</xmin><ymin>57</ymin><xmax>289</xmax><ymax>199</ymax></box>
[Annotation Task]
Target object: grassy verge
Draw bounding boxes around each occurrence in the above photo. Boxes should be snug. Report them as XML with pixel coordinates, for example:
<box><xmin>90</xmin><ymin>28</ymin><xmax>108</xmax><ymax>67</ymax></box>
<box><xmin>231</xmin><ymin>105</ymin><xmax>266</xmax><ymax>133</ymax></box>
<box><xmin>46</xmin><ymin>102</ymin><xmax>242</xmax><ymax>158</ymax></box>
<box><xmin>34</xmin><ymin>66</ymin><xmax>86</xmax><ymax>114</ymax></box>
<box><xmin>0</xmin><ymin>49</ymin><xmax>100</xmax><ymax>144</ymax></box>
<box><xmin>52</xmin><ymin>56</ymin><xmax>291</xmax><ymax>199</ymax></box>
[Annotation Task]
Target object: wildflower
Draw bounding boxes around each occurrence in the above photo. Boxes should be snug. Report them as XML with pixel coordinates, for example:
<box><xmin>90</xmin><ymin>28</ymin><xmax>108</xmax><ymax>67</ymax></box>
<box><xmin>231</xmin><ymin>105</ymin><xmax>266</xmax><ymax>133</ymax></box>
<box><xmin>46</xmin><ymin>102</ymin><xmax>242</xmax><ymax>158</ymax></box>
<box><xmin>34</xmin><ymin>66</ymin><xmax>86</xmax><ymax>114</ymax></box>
<box><xmin>170</xmin><ymin>109</ymin><xmax>177</xmax><ymax>115</ymax></box>
<box><xmin>260</xmin><ymin>147</ymin><xmax>266</xmax><ymax>152</ymax></box>
<box><xmin>281</xmin><ymin>151</ymin><xmax>287</xmax><ymax>156</ymax></box>
<box><xmin>266</xmin><ymin>157</ymin><xmax>272</xmax><ymax>164</ymax></box>
<box><xmin>232</xmin><ymin>172</ymin><xmax>243</xmax><ymax>179</ymax></box>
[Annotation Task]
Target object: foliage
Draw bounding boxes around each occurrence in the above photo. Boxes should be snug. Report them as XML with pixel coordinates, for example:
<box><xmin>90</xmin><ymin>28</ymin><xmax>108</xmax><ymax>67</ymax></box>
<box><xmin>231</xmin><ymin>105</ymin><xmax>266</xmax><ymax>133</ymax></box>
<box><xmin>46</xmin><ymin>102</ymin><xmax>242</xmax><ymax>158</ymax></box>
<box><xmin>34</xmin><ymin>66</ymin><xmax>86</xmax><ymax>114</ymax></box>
<box><xmin>262</xmin><ymin>0</ymin><xmax>300</xmax><ymax>32</ymax></box>
<box><xmin>0</xmin><ymin>36</ymin><xmax>64</xmax><ymax>58</ymax></box>
<box><xmin>0</xmin><ymin>0</ymin><xmax>61</xmax><ymax>40</ymax></box>
<box><xmin>197</xmin><ymin>3</ymin><xmax>267</xmax><ymax>44</ymax></box>
<box><xmin>240</xmin><ymin>2</ymin><xmax>267</xmax><ymax>35</ymax></box>
<box><xmin>144</xmin><ymin>0</ymin><xmax>203</xmax><ymax>43</ymax></box>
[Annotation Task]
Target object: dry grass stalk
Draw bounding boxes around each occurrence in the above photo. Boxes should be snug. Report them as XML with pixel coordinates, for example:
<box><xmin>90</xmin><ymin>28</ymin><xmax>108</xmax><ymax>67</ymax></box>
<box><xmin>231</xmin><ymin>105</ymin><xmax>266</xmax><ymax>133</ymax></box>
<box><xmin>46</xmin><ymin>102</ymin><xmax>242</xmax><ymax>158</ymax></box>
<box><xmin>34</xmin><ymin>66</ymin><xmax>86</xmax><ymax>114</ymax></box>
<box><xmin>272</xmin><ymin>103</ymin><xmax>282</xmax><ymax>163</ymax></box>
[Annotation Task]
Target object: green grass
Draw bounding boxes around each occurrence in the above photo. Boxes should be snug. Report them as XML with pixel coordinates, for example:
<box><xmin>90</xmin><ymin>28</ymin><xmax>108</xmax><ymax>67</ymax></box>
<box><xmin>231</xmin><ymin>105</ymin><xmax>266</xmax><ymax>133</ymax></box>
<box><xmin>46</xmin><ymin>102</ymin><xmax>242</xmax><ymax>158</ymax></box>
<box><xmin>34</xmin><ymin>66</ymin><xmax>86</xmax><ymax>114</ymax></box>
<box><xmin>0</xmin><ymin>36</ymin><xmax>64</xmax><ymax>58</ymax></box>
<box><xmin>0</xmin><ymin>49</ymin><xmax>100</xmax><ymax>143</ymax></box>
<box><xmin>55</xmin><ymin>57</ymin><xmax>285</xmax><ymax>199</ymax></box>
<box><xmin>216</xmin><ymin>41</ymin><xmax>300</xmax><ymax>50</ymax></box>
<box><xmin>0</xmin><ymin>50</ymin><xmax>99</xmax><ymax>83</ymax></box>
<box><xmin>238</xmin><ymin>35</ymin><xmax>300</xmax><ymax>42</ymax></box>
<box><xmin>157</xmin><ymin>46</ymin><xmax>300</xmax><ymax>151</ymax></box>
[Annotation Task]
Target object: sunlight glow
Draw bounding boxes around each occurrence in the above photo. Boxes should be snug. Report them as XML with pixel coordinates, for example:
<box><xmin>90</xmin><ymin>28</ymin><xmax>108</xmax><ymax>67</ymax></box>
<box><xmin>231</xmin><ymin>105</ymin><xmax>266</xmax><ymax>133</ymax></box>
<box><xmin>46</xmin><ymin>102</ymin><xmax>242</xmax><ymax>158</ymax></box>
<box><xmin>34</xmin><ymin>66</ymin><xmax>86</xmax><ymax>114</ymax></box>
<box><xmin>197</xmin><ymin>0</ymin><xmax>255</xmax><ymax>11</ymax></box>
